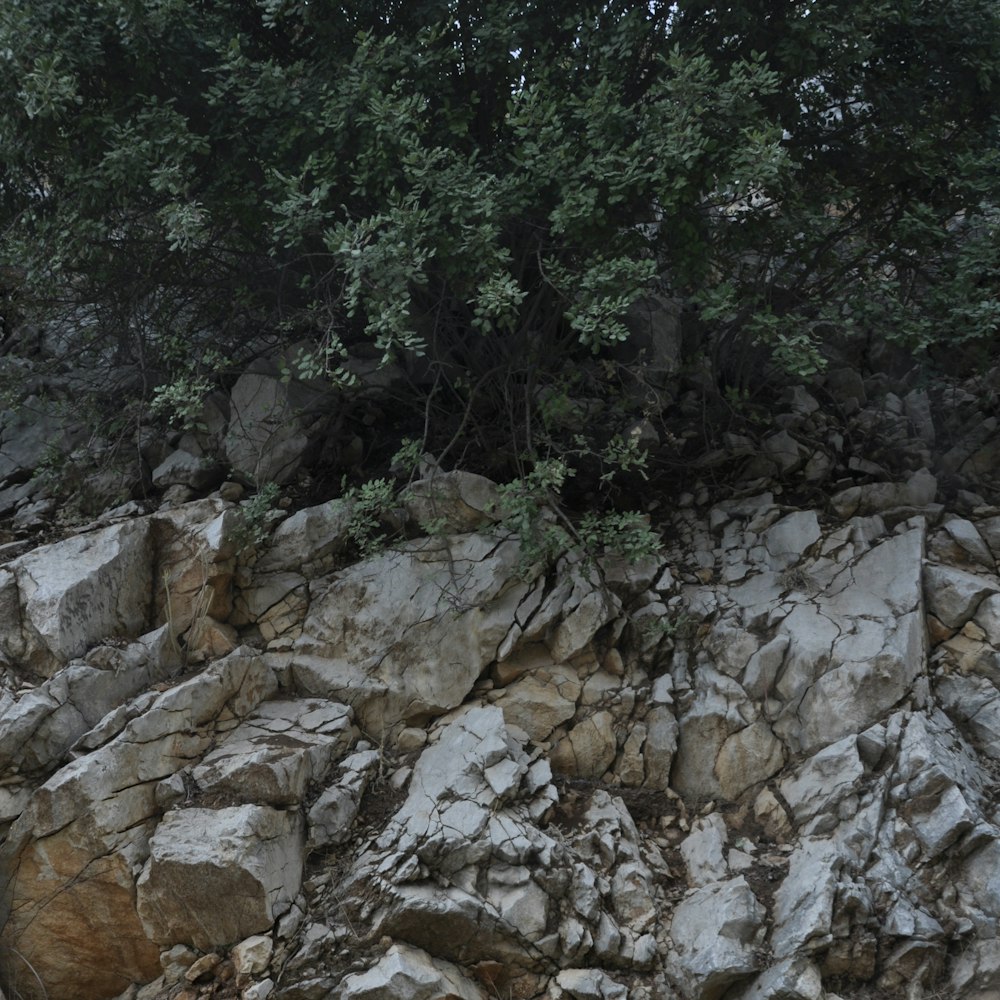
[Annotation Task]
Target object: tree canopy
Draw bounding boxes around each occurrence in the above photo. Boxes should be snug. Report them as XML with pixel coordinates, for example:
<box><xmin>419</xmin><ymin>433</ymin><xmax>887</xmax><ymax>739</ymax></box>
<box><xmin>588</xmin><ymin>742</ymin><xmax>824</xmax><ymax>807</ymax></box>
<box><xmin>1</xmin><ymin>0</ymin><xmax>999</xmax><ymax>495</ymax></box>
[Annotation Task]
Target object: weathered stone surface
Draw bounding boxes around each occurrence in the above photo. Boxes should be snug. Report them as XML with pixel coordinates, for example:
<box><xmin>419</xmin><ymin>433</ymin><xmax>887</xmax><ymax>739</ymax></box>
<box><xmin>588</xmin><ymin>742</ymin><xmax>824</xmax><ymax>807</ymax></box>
<box><xmin>152</xmin><ymin>498</ymin><xmax>238</xmax><ymax>639</ymax></box>
<box><xmin>188</xmin><ymin>698</ymin><xmax>356</xmax><ymax>806</ymax></box>
<box><xmin>551</xmin><ymin>711</ymin><xmax>617</xmax><ymax>780</ymax></box>
<box><xmin>307</xmin><ymin>749</ymin><xmax>381</xmax><ymax>849</ymax></box>
<box><xmin>950</xmin><ymin>940</ymin><xmax>1000</xmax><ymax>999</ymax></box>
<box><xmin>186</xmin><ymin>614</ymin><xmax>238</xmax><ymax>660</ymax></box>
<box><xmin>937</xmin><ymin>672</ymin><xmax>1000</xmax><ymax>761</ymax></box>
<box><xmin>253</xmin><ymin>499</ymin><xmax>354</xmax><ymax>576</ymax></box>
<box><xmin>339</xmin><ymin>943</ymin><xmax>483</xmax><ymax>1000</ymax></box>
<box><xmin>136</xmin><ymin>804</ymin><xmax>304</xmax><ymax>950</ymax></box>
<box><xmin>555</xmin><ymin>967</ymin><xmax>628</xmax><ymax>999</ymax></box>
<box><xmin>830</xmin><ymin>467</ymin><xmax>937</xmax><ymax>519</ymax></box>
<box><xmin>680</xmin><ymin>813</ymin><xmax>729</xmax><ymax>888</ymax></box>
<box><xmin>669</xmin><ymin>878</ymin><xmax>764</xmax><ymax>999</ymax></box>
<box><xmin>762</xmin><ymin>511</ymin><xmax>820</xmax><ymax>570</ymax></box>
<box><xmin>152</xmin><ymin>449</ymin><xmax>223</xmax><ymax>491</ymax></box>
<box><xmin>0</xmin><ymin>396</ymin><xmax>79</xmax><ymax>484</ymax></box>
<box><xmin>762</xmin><ymin>430</ymin><xmax>806</xmax><ymax>474</ymax></box>
<box><xmin>924</xmin><ymin>562</ymin><xmax>1000</xmax><ymax>628</ymax></box>
<box><xmin>11</xmin><ymin>392</ymin><xmax>1000</xmax><ymax>1000</ymax></box>
<box><xmin>403</xmin><ymin>470</ymin><xmax>501</xmax><ymax>533</ymax></box>
<box><xmin>0</xmin><ymin>626</ymin><xmax>180</xmax><ymax>777</ymax></box>
<box><xmin>733</xmin><ymin>957</ymin><xmax>823</xmax><ymax>1000</ymax></box>
<box><xmin>772</xmin><ymin>527</ymin><xmax>926</xmax><ymax>754</ymax></box>
<box><xmin>778</xmin><ymin>736</ymin><xmax>863</xmax><ymax>831</ymax></box>
<box><xmin>943</xmin><ymin>516</ymin><xmax>995</xmax><ymax>567</ymax></box>
<box><xmin>490</xmin><ymin>663</ymin><xmax>581</xmax><ymax>743</ymax></box>
<box><xmin>715</xmin><ymin>720</ymin><xmax>784</xmax><ymax>799</ymax></box>
<box><xmin>0</xmin><ymin>651</ymin><xmax>275</xmax><ymax>1000</ymax></box>
<box><xmin>771</xmin><ymin>839</ymin><xmax>843</xmax><ymax>958</ymax></box>
<box><xmin>9</xmin><ymin>518</ymin><xmax>153</xmax><ymax>675</ymax></box>
<box><xmin>223</xmin><ymin>371</ymin><xmax>329</xmax><ymax>485</ymax></box>
<box><xmin>547</xmin><ymin>564</ymin><xmax>621</xmax><ymax>663</ymax></box>
<box><xmin>891</xmin><ymin>710</ymin><xmax>986</xmax><ymax>860</ymax></box>
<box><xmin>337</xmin><ymin>708</ymin><xmax>646</xmax><ymax>977</ymax></box>
<box><xmin>642</xmin><ymin>704</ymin><xmax>678</xmax><ymax>790</ymax></box>
<box><xmin>293</xmin><ymin>534</ymin><xmax>556</xmax><ymax>733</ymax></box>
<box><xmin>672</xmin><ymin>666</ymin><xmax>753</xmax><ymax>800</ymax></box>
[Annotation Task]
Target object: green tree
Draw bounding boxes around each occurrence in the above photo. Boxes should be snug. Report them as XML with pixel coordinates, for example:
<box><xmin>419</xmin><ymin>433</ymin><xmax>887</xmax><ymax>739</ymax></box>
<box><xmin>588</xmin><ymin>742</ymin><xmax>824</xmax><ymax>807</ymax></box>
<box><xmin>0</xmin><ymin>0</ymin><xmax>998</xmax><ymax>486</ymax></box>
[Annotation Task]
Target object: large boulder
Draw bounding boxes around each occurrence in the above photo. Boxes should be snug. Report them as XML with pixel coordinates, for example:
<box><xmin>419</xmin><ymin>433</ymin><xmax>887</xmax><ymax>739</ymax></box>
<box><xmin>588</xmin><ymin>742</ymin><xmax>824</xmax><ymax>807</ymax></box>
<box><xmin>136</xmin><ymin>804</ymin><xmax>305</xmax><ymax>950</ymax></box>
<box><xmin>5</xmin><ymin>518</ymin><xmax>153</xmax><ymax>676</ymax></box>
<box><xmin>291</xmin><ymin>534</ymin><xmax>545</xmax><ymax>734</ymax></box>
<box><xmin>0</xmin><ymin>651</ymin><xmax>276</xmax><ymax>1000</ymax></box>
<box><xmin>339</xmin><ymin>943</ymin><xmax>484</xmax><ymax>1000</ymax></box>
<box><xmin>152</xmin><ymin>498</ymin><xmax>239</xmax><ymax>640</ymax></box>
<box><xmin>669</xmin><ymin>878</ymin><xmax>765</xmax><ymax>999</ymax></box>
<box><xmin>223</xmin><ymin>371</ymin><xmax>331</xmax><ymax>485</ymax></box>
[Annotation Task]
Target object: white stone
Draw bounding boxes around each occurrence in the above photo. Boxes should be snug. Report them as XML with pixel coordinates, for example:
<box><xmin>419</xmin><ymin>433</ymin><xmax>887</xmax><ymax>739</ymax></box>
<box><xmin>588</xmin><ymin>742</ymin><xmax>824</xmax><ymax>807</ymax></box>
<box><xmin>242</xmin><ymin>980</ymin><xmax>275</xmax><ymax>1000</ymax></box>
<box><xmin>924</xmin><ymin>563</ymin><xmax>1000</xmax><ymax>628</ymax></box>
<box><xmin>733</xmin><ymin>957</ymin><xmax>823</xmax><ymax>1000</ymax></box>
<box><xmin>762</xmin><ymin>511</ymin><xmax>821</xmax><ymax>570</ymax></box>
<box><xmin>943</xmin><ymin>517</ymin><xmax>995</xmax><ymax>567</ymax></box>
<box><xmin>680</xmin><ymin>813</ymin><xmax>729</xmax><ymax>887</ymax></box>
<box><xmin>293</xmin><ymin>534</ymin><xmax>540</xmax><ymax>734</ymax></box>
<box><xmin>231</xmin><ymin>934</ymin><xmax>274</xmax><ymax>980</ymax></box>
<box><xmin>556</xmin><ymin>967</ymin><xmax>628</xmax><ymax>999</ymax></box>
<box><xmin>778</xmin><ymin>736</ymin><xmax>863</xmax><ymax>828</ymax></box>
<box><xmin>610</xmin><ymin>860</ymin><xmax>656</xmax><ymax>932</ymax></box>
<box><xmin>136</xmin><ymin>804</ymin><xmax>305</xmax><ymax>950</ymax></box>
<box><xmin>10</xmin><ymin>519</ymin><xmax>153</xmax><ymax>676</ymax></box>
<box><xmin>338</xmin><ymin>942</ymin><xmax>482</xmax><ymax>1000</ymax></box>
<box><xmin>669</xmin><ymin>877</ymin><xmax>764</xmax><ymax>997</ymax></box>
<box><xmin>402</xmin><ymin>470</ymin><xmax>501</xmax><ymax>533</ymax></box>
<box><xmin>771</xmin><ymin>839</ymin><xmax>842</xmax><ymax>958</ymax></box>
<box><xmin>0</xmin><ymin>651</ymin><xmax>276</xmax><ymax>1000</ymax></box>
<box><xmin>190</xmin><ymin>698</ymin><xmax>355</xmax><ymax>806</ymax></box>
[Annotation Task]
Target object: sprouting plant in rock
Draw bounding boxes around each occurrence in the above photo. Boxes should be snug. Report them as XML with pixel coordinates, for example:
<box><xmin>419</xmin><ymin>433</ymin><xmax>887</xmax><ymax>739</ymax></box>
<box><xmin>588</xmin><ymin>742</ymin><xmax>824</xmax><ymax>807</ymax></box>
<box><xmin>148</xmin><ymin>371</ymin><xmax>214</xmax><ymax>432</ymax></box>
<box><xmin>341</xmin><ymin>477</ymin><xmax>397</xmax><ymax>558</ymax></box>
<box><xmin>491</xmin><ymin>458</ymin><xmax>662</xmax><ymax>578</ymax></box>
<box><xmin>578</xmin><ymin>510</ymin><xmax>662</xmax><ymax>563</ymax></box>
<box><xmin>492</xmin><ymin>459</ymin><xmax>575</xmax><ymax>575</ymax></box>
<box><xmin>641</xmin><ymin>611</ymin><xmax>695</xmax><ymax>642</ymax></box>
<box><xmin>232</xmin><ymin>482</ymin><xmax>281</xmax><ymax>553</ymax></box>
<box><xmin>778</xmin><ymin>566</ymin><xmax>814</xmax><ymax>594</ymax></box>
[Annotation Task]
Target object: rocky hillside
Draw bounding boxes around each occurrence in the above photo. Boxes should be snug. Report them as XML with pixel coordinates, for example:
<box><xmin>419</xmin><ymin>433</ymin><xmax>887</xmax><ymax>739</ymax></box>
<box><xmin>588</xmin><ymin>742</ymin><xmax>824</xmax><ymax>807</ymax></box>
<box><xmin>3</xmin><ymin>363</ymin><xmax>1000</xmax><ymax>1000</ymax></box>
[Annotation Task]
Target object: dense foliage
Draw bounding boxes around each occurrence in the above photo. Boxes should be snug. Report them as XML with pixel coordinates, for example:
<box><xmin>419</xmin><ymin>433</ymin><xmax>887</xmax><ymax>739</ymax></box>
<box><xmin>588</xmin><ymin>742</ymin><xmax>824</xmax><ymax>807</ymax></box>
<box><xmin>1</xmin><ymin>0</ymin><xmax>999</xmax><ymax>491</ymax></box>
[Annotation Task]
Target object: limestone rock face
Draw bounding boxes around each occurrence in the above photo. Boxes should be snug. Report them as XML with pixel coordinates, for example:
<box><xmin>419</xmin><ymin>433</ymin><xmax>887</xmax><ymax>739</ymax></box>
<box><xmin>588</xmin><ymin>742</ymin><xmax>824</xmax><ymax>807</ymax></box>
<box><xmin>0</xmin><ymin>651</ymin><xmax>275</xmax><ymax>1000</ymax></box>
<box><xmin>152</xmin><ymin>497</ymin><xmax>239</xmax><ymax>639</ymax></box>
<box><xmin>0</xmin><ymin>626</ymin><xmax>180</xmax><ymax>777</ymax></box>
<box><xmin>292</xmin><ymin>534</ymin><xmax>532</xmax><ymax>733</ymax></box>
<box><xmin>187</xmin><ymin>697</ymin><xmax>356</xmax><ymax>806</ymax></box>
<box><xmin>669</xmin><ymin>877</ymin><xmax>765</xmax><ymax>998</ymax></box>
<box><xmin>136</xmin><ymin>804</ymin><xmax>305</xmax><ymax>950</ymax></box>
<box><xmin>402</xmin><ymin>470</ymin><xmax>501</xmax><ymax>533</ymax></box>
<box><xmin>292</xmin><ymin>533</ymin><xmax>616</xmax><ymax>735</ymax></box>
<box><xmin>223</xmin><ymin>371</ymin><xmax>330</xmax><ymax>485</ymax></box>
<box><xmin>338</xmin><ymin>942</ymin><xmax>484</xmax><ymax>1000</ymax></box>
<box><xmin>7</xmin><ymin>518</ymin><xmax>153</xmax><ymax>676</ymax></box>
<box><xmin>9</xmin><ymin>423</ymin><xmax>1000</xmax><ymax>1000</ymax></box>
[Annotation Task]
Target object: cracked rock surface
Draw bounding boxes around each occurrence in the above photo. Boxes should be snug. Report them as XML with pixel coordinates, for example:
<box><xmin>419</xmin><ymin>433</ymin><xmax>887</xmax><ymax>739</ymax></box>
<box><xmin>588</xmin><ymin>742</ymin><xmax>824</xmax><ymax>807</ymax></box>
<box><xmin>7</xmin><ymin>451</ymin><xmax>1000</xmax><ymax>1000</ymax></box>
